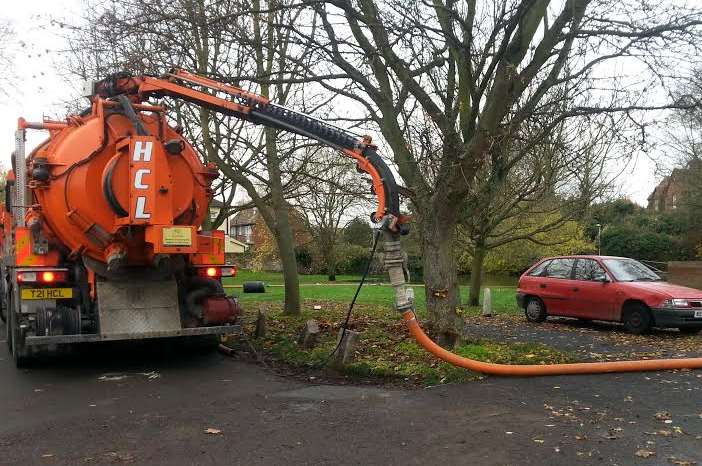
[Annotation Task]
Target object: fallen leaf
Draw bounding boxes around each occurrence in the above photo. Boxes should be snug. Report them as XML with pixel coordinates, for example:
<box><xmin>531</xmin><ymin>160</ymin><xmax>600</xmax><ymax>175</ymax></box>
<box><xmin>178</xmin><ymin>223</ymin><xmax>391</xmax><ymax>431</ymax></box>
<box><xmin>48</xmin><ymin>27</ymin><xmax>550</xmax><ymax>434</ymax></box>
<box><xmin>655</xmin><ymin>412</ymin><xmax>672</xmax><ymax>421</ymax></box>
<box><xmin>98</xmin><ymin>375</ymin><xmax>127</xmax><ymax>382</ymax></box>
<box><xmin>667</xmin><ymin>457</ymin><xmax>697</xmax><ymax>466</ymax></box>
<box><xmin>204</xmin><ymin>428</ymin><xmax>222</xmax><ymax>435</ymax></box>
<box><xmin>636</xmin><ymin>450</ymin><xmax>656</xmax><ymax>458</ymax></box>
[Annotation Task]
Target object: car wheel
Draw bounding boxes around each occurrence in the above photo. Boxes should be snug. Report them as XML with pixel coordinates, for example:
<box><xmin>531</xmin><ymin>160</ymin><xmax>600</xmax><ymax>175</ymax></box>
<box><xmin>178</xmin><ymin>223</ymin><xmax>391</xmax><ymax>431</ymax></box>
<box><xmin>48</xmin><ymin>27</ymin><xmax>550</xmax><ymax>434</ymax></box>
<box><xmin>679</xmin><ymin>327</ymin><xmax>701</xmax><ymax>335</ymax></box>
<box><xmin>622</xmin><ymin>303</ymin><xmax>652</xmax><ymax>334</ymax></box>
<box><xmin>525</xmin><ymin>297</ymin><xmax>547</xmax><ymax>323</ymax></box>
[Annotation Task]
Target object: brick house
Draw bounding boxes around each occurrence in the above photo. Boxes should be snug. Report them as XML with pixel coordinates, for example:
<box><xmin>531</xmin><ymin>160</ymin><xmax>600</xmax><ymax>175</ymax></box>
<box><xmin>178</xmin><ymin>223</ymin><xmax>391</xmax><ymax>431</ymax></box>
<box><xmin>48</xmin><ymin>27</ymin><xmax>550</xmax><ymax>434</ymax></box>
<box><xmin>647</xmin><ymin>160</ymin><xmax>701</xmax><ymax>212</ymax></box>
<box><xmin>208</xmin><ymin>200</ymin><xmax>249</xmax><ymax>254</ymax></box>
<box><xmin>230</xmin><ymin>207</ymin><xmax>257</xmax><ymax>246</ymax></box>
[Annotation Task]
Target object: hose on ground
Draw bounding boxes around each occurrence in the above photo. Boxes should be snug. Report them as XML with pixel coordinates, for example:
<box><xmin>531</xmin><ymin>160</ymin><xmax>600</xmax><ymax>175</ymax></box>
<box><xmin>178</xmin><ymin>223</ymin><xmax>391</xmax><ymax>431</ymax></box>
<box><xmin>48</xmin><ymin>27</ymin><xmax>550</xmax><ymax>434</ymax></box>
<box><xmin>402</xmin><ymin>310</ymin><xmax>702</xmax><ymax>376</ymax></box>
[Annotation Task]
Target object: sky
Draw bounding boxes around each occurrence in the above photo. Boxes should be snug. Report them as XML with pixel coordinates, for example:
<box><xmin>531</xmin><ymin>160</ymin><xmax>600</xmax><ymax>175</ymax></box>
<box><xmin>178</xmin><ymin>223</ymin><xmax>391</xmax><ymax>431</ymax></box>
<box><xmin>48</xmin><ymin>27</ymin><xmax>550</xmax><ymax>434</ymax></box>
<box><xmin>0</xmin><ymin>0</ymin><xmax>665</xmax><ymax>206</ymax></box>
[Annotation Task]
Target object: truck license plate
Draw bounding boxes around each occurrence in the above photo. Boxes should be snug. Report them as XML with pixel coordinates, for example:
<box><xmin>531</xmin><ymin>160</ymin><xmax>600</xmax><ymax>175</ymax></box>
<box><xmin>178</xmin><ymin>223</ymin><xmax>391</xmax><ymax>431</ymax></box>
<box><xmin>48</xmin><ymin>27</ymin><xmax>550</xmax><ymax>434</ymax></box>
<box><xmin>21</xmin><ymin>288</ymin><xmax>73</xmax><ymax>300</ymax></box>
<box><xmin>695</xmin><ymin>310</ymin><xmax>702</xmax><ymax>318</ymax></box>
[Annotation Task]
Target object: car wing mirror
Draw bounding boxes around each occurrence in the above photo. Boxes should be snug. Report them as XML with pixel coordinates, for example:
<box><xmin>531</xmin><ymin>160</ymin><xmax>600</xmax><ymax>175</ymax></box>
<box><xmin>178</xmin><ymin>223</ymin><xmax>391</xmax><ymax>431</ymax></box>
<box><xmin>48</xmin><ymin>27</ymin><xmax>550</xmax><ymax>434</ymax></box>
<box><xmin>599</xmin><ymin>276</ymin><xmax>611</xmax><ymax>283</ymax></box>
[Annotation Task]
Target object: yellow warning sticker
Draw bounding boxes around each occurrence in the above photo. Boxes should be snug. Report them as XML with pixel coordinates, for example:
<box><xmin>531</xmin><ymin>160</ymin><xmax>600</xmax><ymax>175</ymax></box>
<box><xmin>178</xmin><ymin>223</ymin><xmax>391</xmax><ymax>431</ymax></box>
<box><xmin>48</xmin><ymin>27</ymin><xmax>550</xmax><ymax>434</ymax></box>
<box><xmin>162</xmin><ymin>227</ymin><xmax>193</xmax><ymax>247</ymax></box>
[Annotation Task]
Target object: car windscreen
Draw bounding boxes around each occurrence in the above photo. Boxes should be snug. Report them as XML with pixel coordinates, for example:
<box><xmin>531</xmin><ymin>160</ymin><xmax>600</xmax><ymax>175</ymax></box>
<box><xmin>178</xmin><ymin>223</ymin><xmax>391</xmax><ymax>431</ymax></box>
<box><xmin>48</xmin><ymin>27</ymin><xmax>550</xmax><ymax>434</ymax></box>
<box><xmin>602</xmin><ymin>258</ymin><xmax>661</xmax><ymax>282</ymax></box>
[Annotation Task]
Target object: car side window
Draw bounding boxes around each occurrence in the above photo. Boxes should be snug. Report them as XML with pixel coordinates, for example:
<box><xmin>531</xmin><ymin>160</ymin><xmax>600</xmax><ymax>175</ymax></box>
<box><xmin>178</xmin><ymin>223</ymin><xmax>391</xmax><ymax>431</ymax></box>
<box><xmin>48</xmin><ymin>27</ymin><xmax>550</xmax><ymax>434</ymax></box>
<box><xmin>528</xmin><ymin>260</ymin><xmax>551</xmax><ymax>277</ymax></box>
<box><xmin>574</xmin><ymin>259</ymin><xmax>607</xmax><ymax>281</ymax></box>
<box><xmin>544</xmin><ymin>258</ymin><xmax>575</xmax><ymax>279</ymax></box>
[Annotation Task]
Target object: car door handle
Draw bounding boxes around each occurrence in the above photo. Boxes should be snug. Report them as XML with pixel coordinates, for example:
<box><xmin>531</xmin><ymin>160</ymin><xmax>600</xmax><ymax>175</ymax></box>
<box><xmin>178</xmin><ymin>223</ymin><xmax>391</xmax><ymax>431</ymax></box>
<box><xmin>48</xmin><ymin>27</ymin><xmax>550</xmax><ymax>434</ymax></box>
<box><xmin>539</xmin><ymin>284</ymin><xmax>547</xmax><ymax>289</ymax></box>
<box><xmin>572</xmin><ymin>287</ymin><xmax>579</xmax><ymax>292</ymax></box>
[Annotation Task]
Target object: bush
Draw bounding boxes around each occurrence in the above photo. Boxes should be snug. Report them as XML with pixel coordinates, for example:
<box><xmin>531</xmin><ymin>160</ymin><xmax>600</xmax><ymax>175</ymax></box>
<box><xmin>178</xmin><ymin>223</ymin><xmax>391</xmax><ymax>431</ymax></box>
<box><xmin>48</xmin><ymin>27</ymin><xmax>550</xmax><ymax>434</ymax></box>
<box><xmin>601</xmin><ymin>225</ymin><xmax>689</xmax><ymax>261</ymax></box>
<box><xmin>336</xmin><ymin>243</ymin><xmax>372</xmax><ymax>275</ymax></box>
<box><xmin>295</xmin><ymin>246</ymin><xmax>313</xmax><ymax>272</ymax></box>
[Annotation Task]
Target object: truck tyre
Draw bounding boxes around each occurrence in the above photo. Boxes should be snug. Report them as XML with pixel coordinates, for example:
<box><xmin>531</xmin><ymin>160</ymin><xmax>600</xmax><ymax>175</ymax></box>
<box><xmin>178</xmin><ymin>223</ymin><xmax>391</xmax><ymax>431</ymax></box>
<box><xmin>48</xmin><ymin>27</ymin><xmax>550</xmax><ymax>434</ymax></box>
<box><xmin>0</xmin><ymin>277</ymin><xmax>6</xmax><ymax>323</ymax></box>
<box><xmin>8</xmin><ymin>291</ymin><xmax>30</xmax><ymax>368</ymax></box>
<box><xmin>525</xmin><ymin>297</ymin><xmax>547</xmax><ymax>323</ymax></box>
<box><xmin>622</xmin><ymin>303</ymin><xmax>652</xmax><ymax>335</ymax></box>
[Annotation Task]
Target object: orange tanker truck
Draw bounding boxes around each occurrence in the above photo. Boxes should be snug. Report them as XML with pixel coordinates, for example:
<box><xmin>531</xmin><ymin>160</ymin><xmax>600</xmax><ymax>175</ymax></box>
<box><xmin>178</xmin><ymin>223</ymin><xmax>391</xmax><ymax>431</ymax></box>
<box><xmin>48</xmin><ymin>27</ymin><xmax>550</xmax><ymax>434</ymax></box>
<box><xmin>1</xmin><ymin>70</ymin><xmax>406</xmax><ymax>367</ymax></box>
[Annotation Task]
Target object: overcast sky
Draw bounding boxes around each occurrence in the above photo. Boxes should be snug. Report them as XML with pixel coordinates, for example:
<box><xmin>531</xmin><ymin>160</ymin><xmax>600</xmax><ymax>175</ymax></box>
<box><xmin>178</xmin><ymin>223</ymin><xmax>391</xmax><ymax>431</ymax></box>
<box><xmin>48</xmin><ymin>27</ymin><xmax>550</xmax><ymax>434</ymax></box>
<box><xmin>0</xmin><ymin>0</ymin><xmax>664</xmax><ymax>206</ymax></box>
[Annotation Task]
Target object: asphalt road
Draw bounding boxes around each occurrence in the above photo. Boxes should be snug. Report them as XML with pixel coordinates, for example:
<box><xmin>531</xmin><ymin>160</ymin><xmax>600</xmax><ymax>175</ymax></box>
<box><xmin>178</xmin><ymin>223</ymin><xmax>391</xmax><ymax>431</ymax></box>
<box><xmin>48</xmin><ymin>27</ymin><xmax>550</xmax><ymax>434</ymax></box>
<box><xmin>0</xmin><ymin>327</ymin><xmax>700</xmax><ymax>466</ymax></box>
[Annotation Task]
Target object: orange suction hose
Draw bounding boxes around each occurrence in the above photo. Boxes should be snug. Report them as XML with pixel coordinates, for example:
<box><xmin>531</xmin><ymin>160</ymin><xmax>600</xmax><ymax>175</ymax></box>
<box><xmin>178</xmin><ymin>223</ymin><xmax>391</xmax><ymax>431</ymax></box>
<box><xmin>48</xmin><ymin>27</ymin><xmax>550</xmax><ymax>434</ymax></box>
<box><xmin>402</xmin><ymin>310</ymin><xmax>702</xmax><ymax>376</ymax></box>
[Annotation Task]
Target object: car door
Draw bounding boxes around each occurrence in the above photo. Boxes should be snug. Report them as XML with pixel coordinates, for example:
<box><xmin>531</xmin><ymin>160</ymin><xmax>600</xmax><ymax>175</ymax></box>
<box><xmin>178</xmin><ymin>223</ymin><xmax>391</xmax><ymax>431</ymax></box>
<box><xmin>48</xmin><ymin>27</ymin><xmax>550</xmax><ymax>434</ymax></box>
<box><xmin>570</xmin><ymin>259</ymin><xmax>614</xmax><ymax>320</ymax></box>
<box><xmin>538</xmin><ymin>258</ymin><xmax>576</xmax><ymax>316</ymax></box>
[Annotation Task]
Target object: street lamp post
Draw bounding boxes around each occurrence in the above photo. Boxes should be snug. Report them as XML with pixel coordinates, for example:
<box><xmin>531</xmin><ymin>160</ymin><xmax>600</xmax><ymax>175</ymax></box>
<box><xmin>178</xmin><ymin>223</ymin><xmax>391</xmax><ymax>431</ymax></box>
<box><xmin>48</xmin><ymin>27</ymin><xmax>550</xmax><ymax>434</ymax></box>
<box><xmin>596</xmin><ymin>223</ymin><xmax>602</xmax><ymax>255</ymax></box>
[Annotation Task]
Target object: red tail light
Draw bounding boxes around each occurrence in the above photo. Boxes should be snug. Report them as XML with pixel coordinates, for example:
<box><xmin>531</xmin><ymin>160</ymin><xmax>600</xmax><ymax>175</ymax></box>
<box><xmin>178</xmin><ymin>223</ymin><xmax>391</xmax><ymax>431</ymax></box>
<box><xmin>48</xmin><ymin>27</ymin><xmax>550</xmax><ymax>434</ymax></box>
<box><xmin>17</xmin><ymin>270</ymin><xmax>68</xmax><ymax>284</ymax></box>
<box><xmin>196</xmin><ymin>266</ymin><xmax>236</xmax><ymax>278</ymax></box>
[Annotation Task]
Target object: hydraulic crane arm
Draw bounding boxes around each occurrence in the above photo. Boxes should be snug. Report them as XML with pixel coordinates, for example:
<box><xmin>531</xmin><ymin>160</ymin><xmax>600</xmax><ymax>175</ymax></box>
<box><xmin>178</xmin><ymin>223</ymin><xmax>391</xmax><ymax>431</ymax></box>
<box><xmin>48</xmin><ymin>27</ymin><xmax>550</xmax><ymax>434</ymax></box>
<box><xmin>93</xmin><ymin>69</ymin><xmax>406</xmax><ymax>233</ymax></box>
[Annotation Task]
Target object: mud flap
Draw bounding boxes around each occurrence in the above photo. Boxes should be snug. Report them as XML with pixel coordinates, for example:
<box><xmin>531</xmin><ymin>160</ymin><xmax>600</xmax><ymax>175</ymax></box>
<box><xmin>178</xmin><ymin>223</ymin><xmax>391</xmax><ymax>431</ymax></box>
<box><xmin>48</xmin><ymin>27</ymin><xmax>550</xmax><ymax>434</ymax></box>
<box><xmin>96</xmin><ymin>278</ymin><xmax>181</xmax><ymax>335</ymax></box>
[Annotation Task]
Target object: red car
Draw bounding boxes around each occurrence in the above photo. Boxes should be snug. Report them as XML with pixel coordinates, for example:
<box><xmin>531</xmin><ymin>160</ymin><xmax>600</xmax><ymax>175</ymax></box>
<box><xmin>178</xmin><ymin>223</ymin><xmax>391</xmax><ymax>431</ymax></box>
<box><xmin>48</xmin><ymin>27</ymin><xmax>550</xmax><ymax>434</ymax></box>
<box><xmin>516</xmin><ymin>255</ymin><xmax>702</xmax><ymax>334</ymax></box>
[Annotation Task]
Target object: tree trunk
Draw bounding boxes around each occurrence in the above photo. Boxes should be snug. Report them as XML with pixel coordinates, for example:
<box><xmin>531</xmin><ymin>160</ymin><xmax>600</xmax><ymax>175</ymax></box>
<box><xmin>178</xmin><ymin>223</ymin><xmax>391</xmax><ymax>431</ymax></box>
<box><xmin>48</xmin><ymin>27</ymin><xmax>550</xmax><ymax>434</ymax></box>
<box><xmin>421</xmin><ymin>205</ymin><xmax>461</xmax><ymax>349</ymax></box>
<box><xmin>327</xmin><ymin>254</ymin><xmax>337</xmax><ymax>282</ymax></box>
<box><xmin>323</xmin><ymin>242</ymin><xmax>337</xmax><ymax>281</ymax></box>
<box><xmin>468</xmin><ymin>244</ymin><xmax>486</xmax><ymax>306</ymax></box>
<box><xmin>272</xmin><ymin>210</ymin><xmax>301</xmax><ymax>315</ymax></box>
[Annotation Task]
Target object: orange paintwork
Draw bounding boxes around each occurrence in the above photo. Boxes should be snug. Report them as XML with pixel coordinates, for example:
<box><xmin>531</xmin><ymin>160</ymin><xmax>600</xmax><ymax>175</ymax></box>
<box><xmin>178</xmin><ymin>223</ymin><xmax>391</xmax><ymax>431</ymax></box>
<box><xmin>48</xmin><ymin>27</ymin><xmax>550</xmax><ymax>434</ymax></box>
<box><xmin>191</xmin><ymin>231</ymin><xmax>225</xmax><ymax>265</ymax></box>
<box><xmin>342</xmin><ymin>148</ymin><xmax>387</xmax><ymax>222</ymax></box>
<box><xmin>14</xmin><ymin>228</ymin><xmax>60</xmax><ymax>267</ymax></box>
<box><xmin>23</xmin><ymin>98</ymin><xmax>218</xmax><ymax>266</ymax></box>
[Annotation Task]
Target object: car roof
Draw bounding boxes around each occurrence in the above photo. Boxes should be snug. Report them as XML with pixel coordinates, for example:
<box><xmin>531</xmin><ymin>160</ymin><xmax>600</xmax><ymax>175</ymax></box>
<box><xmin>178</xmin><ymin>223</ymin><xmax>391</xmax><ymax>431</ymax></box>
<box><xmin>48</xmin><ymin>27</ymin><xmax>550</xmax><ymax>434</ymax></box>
<box><xmin>537</xmin><ymin>255</ymin><xmax>630</xmax><ymax>261</ymax></box>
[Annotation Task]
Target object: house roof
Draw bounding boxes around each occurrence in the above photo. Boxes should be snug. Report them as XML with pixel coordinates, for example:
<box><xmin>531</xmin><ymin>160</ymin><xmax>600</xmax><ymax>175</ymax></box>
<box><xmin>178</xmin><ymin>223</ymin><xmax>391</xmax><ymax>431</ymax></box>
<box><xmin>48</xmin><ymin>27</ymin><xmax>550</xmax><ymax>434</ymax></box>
<box><xmin>209</xmin><ymin>199</ymin><xmax>226</xmax><ymax>208</ymax></box>
<box><xmin>231</xmin><ymin>207</ymin><xmax>258</xmax><ymax>226</ymax></box>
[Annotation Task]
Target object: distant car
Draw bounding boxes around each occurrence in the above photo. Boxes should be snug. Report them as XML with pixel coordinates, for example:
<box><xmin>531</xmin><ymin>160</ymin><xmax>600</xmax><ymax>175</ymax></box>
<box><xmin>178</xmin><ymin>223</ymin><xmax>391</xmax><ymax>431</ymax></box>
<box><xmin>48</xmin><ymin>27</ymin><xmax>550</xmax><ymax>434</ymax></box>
<box><xmin>516</xmin><ymin>255</ymin><xmax>702</xmax><ymax>334</ymax></box>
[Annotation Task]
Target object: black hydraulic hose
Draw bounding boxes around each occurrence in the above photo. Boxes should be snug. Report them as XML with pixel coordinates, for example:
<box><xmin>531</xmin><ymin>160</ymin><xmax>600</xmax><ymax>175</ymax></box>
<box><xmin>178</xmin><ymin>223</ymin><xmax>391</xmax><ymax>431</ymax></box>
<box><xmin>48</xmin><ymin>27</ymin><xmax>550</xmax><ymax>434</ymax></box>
<box><xmin>249</xmin><ymin>104</ymin><xmax>360</xmax><ymax>150</ymax></box>
<box><xmin>249</xmin><ymin>104</ymin><xmax>401</xmax><ymax>218</ymax></box>
<box><xmin>116</xmin><ymin>95</ymin><xmax>149</xmax><ymax>136</ymax></box>
<box><xmin>103</xmin><ymin>155</ymin><xmax>129</xmax><ymax>217</ymax></box>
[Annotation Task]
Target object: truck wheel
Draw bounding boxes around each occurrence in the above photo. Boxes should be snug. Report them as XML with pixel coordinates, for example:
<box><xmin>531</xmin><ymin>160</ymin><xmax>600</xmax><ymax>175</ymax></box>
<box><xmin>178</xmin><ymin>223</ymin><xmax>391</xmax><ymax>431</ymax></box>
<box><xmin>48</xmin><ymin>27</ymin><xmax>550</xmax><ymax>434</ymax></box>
<box><xmin>525</xmin><ymin>297</ymin><xmax>547</xmax><ymax>323</ymax></box>
<box><xmin>679</xmin><ymin>327</ymin><xmax>701</xmax><ymax>335</ymax></box>
<box><xmin>8</xmin><ymin>294</ymin><xmax>30</xmax><ymax>368</ymax></box>
<box><xmin>5</xmin><ymin>307</ymin><xmax>12</xmax><ymax>353</ymax></box>
<box><xmin>622</xmin><ymin>303</ymin><xmax>652</xmax><ymax>334</ymax></box>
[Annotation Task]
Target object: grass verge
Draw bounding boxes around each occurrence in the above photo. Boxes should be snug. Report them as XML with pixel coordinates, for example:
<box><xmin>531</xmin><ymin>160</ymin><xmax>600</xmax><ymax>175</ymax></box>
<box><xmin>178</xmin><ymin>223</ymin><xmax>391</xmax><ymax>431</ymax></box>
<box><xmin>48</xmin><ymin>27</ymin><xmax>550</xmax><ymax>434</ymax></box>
<box><xmin>225</xmin><ymin>273</ymin><xmax>520</xmax><ymax>316</ymax></box>
<box><xmin>224</xmin><ymin>299</ymin><xmax>575</xmax><ymax>386</ymax></box>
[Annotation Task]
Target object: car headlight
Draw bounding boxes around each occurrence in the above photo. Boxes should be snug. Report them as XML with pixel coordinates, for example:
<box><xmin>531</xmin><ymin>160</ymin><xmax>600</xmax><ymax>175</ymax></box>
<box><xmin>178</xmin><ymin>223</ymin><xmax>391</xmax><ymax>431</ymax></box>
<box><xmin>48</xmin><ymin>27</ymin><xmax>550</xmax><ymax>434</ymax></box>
<box><xmin>661</xmin><ymin>298</ymin><xmax>690</xmax><ymax>308</ymax></box>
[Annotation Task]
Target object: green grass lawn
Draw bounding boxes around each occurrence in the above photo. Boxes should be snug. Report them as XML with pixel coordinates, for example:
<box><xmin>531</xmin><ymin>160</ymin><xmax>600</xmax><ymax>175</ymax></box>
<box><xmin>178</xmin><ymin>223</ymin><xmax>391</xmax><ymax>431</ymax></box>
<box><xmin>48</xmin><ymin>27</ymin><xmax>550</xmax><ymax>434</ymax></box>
<box><xmin>221</xmin><ymin>270</ymin><xmax>572</xmax><ymax>385</ymax></box>
<box><xmin>224</xmin><ymin>271</ymin><xmax>519</xmax><ymax>317</ymax></box>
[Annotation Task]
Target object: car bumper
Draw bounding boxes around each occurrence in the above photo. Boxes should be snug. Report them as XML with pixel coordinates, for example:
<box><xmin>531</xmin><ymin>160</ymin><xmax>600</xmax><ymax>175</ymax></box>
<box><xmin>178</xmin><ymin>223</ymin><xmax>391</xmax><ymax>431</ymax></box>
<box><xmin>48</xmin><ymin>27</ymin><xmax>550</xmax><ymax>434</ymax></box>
<box><xmin>516</xmin><ymin>292</ymin><xmax>526</xmax><ymax>308</ymax></box>
<box><xmin>651</xmin><ymin>309</ymin><xmax>702</xmax><ymax>328</ymax></box>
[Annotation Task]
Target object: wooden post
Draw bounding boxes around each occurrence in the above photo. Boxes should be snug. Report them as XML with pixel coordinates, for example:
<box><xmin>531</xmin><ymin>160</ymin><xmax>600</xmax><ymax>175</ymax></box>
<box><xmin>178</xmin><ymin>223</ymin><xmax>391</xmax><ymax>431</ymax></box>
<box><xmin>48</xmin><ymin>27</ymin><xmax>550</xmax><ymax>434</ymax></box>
<box><xmin>481</xmin><ymin>288</ymin><xmax>493</xmax><ymax>317</ymax></box>
<box><xmin>298</xmin><ymin>319</ymin><xmax>320</xmax><ymax>348</ymax></box>
<box><xmin>254</xmin><ymin>309</ymin><xmax>267</xmax><ymax>338</ymax></box>
<box><xmin>334</xmin><ymin>328</ymin><xmax>360</xmax><ymax>367</ymax></box>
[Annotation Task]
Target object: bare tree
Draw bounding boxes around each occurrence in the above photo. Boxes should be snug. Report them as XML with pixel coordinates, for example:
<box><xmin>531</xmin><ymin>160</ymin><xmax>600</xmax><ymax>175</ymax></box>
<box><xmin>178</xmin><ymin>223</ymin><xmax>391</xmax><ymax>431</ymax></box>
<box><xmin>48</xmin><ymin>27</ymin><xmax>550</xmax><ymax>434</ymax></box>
<box><xmin>292</xmin><ymin>0</ymin><xmax>702</xmax><ymax>347</ymax></box>
<box><xmin>459</xmin><ymin>115</ymin><xmax>619</xmax><ymax>305</ymax></box>
<box><xmin>294</xmin><ymin>150</ymin><xmax>369</xmax><ymax>280</ymax></box>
